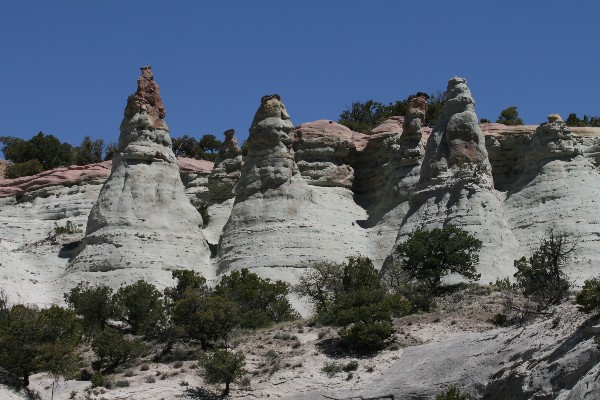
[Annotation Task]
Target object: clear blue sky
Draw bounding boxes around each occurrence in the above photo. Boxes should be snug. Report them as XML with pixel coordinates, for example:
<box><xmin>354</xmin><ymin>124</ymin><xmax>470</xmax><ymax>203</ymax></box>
<box><xmin>1</xmin><ymin>1</ymin><xmax>599</xmax><ymax>157</ymax></box>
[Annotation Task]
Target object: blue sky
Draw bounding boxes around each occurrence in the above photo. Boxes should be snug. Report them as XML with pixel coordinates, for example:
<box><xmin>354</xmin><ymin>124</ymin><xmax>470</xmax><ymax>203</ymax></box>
<box><xmin>1</xmin><ymin>1</ymin><xmax>599</xmax><ymax>156</ymax></box>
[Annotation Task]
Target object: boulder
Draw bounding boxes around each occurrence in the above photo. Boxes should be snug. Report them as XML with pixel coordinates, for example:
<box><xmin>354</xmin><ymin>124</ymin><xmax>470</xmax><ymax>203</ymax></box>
<box><xmin>68</xmin><ymin>67</ymin><xmax>212</xmax><ymax>278</ymax></box>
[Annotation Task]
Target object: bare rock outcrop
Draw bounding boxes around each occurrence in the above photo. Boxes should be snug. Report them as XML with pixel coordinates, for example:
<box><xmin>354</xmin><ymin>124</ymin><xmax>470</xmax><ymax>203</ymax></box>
<box><xmin>68</xmin><ymin>67</ymin><xmax>211</xmax><ymax>278</ymax></box>
<box><xmin>0</xmin><ymin>162</ymin><xmax>111</xmax><ymax>198</ymax></box>
<box><xmin>390</xmin><ymin>77</ymin><xmax>519</xmax><ymax>282</ymax></box>
<box><xmin>217</xmin><ymin>95</ymin><xmax>372</xmax><ymax>286</ymax></box>
<box><xmin>207</xmin><ymin>129</ymin><xmax>243</xmax><ymax>202</ymax></box>
<box><xmin>505</xmin><ymin>115</ymin><xmax>600</xmax><ymax>283</ymax></box>
<box><xmin>292</xmin><ymin>120</ymin><xmax>361</xmax><ymax>188</ymax></box>
<box><xmin>400</xmin><ymin>93</ymin><xmax>428</xmax><ymax>158</ymax></box>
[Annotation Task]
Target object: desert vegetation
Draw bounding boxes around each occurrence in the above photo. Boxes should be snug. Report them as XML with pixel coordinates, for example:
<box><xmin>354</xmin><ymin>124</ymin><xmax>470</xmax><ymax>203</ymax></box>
<box><xmin>0</xmin><ymin>226</ymin><xmax>597</xmax><ymax>398</ymax></box>
<box><xmin>0</xmin><ymin>132</ymin><xmax>221</xmax><ymax>179</ymax></box>
<box><xmin>337</xmin><ymin>91</ymin><xmax>444</xmax><ymax>133</ymax></box>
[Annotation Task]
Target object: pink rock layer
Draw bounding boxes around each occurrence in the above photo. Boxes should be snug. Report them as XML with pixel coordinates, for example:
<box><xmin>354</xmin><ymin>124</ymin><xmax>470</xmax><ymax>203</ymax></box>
<box><xmin>0</xmin><ymin>157</ymin><xmax>214</xmax><ymax>198</ymax></box>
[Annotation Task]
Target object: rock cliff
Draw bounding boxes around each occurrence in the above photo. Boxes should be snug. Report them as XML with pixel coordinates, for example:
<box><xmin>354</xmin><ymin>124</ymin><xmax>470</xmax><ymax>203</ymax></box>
<box><xmin>68</xmin><ymin>67</ymin><xmax>212</xmax><ymax>282</ymax></box>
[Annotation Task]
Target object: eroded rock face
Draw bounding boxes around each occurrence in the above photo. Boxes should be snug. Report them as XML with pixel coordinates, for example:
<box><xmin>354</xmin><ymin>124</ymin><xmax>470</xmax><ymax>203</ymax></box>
<box><xmin>234</xmin><ymin>94</ymin><xmax>297</xmax><ymax>200</ymax></box>
<box><xmin>217</xmin><ymin>96</ymin><xmax>372</xmax><ymax>286</ymax></box>
<box><xmin>292</xmin><ymin>120</ymin><xmax>359</xmax><ymax>188</ymax></box>
<box><xmin>421</xmin><ymin>77</ymin><xmax>491</xmax><ymax>182</ymax></box>
<box><xmin>69</xmin><ymin>67</ymin><xmax>211</xmax><ymax>277</ymax></box>
<box><xmin>389</xmin><ymin>77</ymin><xmax>519</xmax><ymax>283</ymax></box>
<box><xmin>400</xmin><ymin>93</ymin><xmax>428</xmax><ymax>158</ymax></box>
<box><xmin>207</xmin><ymin>129</ymin><xmax>243</xmax><ymax>202</ymax></box>
<box><xmin>504</xmin><ymin>115</ymin><xmax>600</xmax><ymax>283</ymax></box>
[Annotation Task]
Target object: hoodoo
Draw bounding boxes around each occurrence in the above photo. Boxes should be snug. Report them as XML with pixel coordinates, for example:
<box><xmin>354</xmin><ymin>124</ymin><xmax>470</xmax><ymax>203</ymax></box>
<box><xmin>390</xmin><ymin>77</ymin><xmax>520</xmax><ymax>282</ymax></box>
<box><xmin>207</xmin><ymin>129</ymin><xmax>243</xmax><ymax>202</ymax></box>
<box><xmin>216</xmin><ymin>94</ymin><xmax>371</xmax><ymax>282</ymax></box>
<box><xmin>68</xmin><ymin>67</ymin><xmax>211</xmax><ymax>279</ymax></box>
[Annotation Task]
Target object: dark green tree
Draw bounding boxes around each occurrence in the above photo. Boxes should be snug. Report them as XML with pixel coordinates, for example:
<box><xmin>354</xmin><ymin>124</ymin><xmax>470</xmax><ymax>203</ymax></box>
<box><xmin>171</xmin><ymin>134</ymin><xmax>200</xmax><ymax>158</ymax></box>
<box><xmin>164</xmin><ymin>269</ymin><xmax>209</xmax><ymax>304</ymax></box>
<box><xmin>91</xmin><ymin>328</ymin><xmax>147</xmax><ymax>373</ymax></box>
<box><xmin>296</xmin><ymin>261</ymin><xmax>344</xmax><ymax>317</ymax></box>
<box><xmin>0</xmin><ymin>304</ymin><xmax>81</xmax><ymax>387</ymax></box>
<box><xmin>64</xmin><ymin>282</ymin><xmax>118</xmax><ymax>337</ymax></box>
<box><xmin>514</xmin><ymin>228</ymin><xmax>574</xmax><ymax>306</ymax></box>
<box><xmin>199</xmin><ymin>348</ymin><xmax>246</xmax><ymax>396</ymax></box>
<box><xmin>215</xmin><ymin>268</ymin><xmax>299</xmax><ymax>329</ymax></box>
<box><xmin>198</xmin><ymin>134</ymin><xmax>222</xmax><ymax>160</ymax></box>
<box><xmin>114</xmin><ymin>280</ymin><xmax>166</xmax><ymax>337</ymax></box>
<box><xmin>496</xmin><ymin>106</ymin><xmax>524</xmax><ymax>126</ymax></box>
<box><xmin>4</xmin><ymin>159</ymin><xmax>44</xmax><ymax>179</ymax></box>
<box><xmin>103</xmin><ymin>142</ymin><xmax>118</xmax><ymax>161</ymax></box>
<box><xmin>172</xmin><ymin>292</ymin><xmax>238</xmax><ymax>349</ymax></box>
<box><xmin>74</xmin><ymin>136</ymin><xmax>104</xmax><ymax>165</ymax></box>
<box><xmin>576</xmin><ymin>278</ymin><xmax>600</xmax><ymax>315</ymax></box>
<box><xmin>395</xmin><ymin>226</ymin><xmax>482</xmax><ymax>291</ymax></box>
<box><xmin>1</xmin><ymin>132</ymin><xmax>74</xmax><ymax>171</ymax></box>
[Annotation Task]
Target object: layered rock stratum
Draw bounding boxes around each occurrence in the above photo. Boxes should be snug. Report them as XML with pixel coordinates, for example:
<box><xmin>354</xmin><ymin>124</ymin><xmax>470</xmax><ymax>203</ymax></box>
<box><xmin>2</xmin><ymin>72</ymin><xmax>600</xmax><ymax>399</ymax></box>
<box><xmin>67</xmin><ymin>67</ymin><xmax>212</xmax><ymax>283</ymax></box>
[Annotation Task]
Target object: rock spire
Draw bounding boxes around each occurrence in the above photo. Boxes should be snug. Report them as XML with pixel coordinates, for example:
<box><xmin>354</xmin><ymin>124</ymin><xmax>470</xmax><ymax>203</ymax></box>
<box><xmin>207</xmin><ymin>129</ymin><xmax>243</xmax><ymax>201</ymax></box>
<box><xmin>69</xmin><ymin>67</ymin><xmax>211</xmax><ymax>279</ymax></box>
<box><xmin>420</xmin><ymin>77</ymin><xmax>491</xmax><ymax>182</ymax></box>
<box><xmin>234</xmin><ymin>94</ymin><xmax>297</xmax><ymax>199</ymax></box>
<box><xmin>387</xmin><ymin>77</ymin><xmax>519</xmax><ymax>283</ymax></box>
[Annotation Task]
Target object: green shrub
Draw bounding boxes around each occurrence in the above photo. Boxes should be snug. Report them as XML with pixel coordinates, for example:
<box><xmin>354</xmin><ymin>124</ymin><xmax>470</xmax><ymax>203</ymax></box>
<box><xmin>496</xmin><ymin>106</ymin><xmax>523</xmax><ymax>126</ymax></box>
<box><xmin>514</xmin><ymin>229</ymin><xmax>574</xmax><ymax>306</ymax></box>
<box><xmin>321</xmin><ymin>362</ymin><xmax>343</xmax><ymax>377</ymax></box>
<box><xmin>215</xmin><ymin>268</ymin><xmax>299</xmax><ymax>329</ymax></box>
<box><xmin>343</xmin><ymin>360</ymin><xmax>358</xmax><ymax>372</ymax></box>
<box><xmin>0</xmin><ymin>304</ymin><xmax>81</xmax><ymax>387</ymax></box>
<box><xmin>172</xmin><ymin>292</ymin><xmax>238</xmax><ymax>350</ymax></box>
<box><xmin>91</xmin><ymin>329</ymin><xmax>148</xmax><ymax>373</ymax></box>
<box><xmin>490</xmin><ymin>277</ymin><xmax>518</xmax><ymax>292</ymax></box>
<box><xmin>114</xmin><ymin>280</ymin><xmax>166</xmax><ymax>337</ymax></box>
<box><xmin>64</xmin><ymin>282</ymin><xmax>118</xmax><ymax>337</ymax></box>
<box><xmin>395</xmin><ymin>226</ymin><xmax>482</xmax><ymax>291</ymax></box>
<box><xmin>435</xmin><ymin>384</ymin><xmax>470</xmax><ymax>399</ymax></box>
<box><xmin>91</xmin><ymin>373</ymin><xmax>111</xmax><ymax>388</ymax></box>
<box><xmin>576</xmin><ymin>278</ymin><xmax>600</xmax><ymax>314</ymax></box>
<box><xmin>54</xmin><ymin>220</ymin><xmax>81</xmax><ymax>236</ymax></box>
<box><xmin>199</xmin><ymin>349</ymin><xmax>246</xmax><ymax>395</ymax></box>
<box><xmin>339</xmin><ymin>321</ymin><xmax>394</xmax><ymax>353</ymax></box>
<box><xmin>4</xmin><ymin>159</ymin><xmax>44</xmax><ymax>179</ymax></box>
<box><xmin>115</xmin><ymin>379</ymin><xmax>130</xmax><ymax>388</ymax></box>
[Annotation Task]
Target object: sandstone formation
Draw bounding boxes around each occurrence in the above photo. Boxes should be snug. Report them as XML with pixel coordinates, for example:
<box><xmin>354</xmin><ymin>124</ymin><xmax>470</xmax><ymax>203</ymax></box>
<box><xmin>68</xmin><ymin>67</ymin><xmax>211</xmax><ymax>278</ymax></box>
<box><xmin>207</xmin><ymin>129</ymin><xmax>243</xmax><ymax>202</ymax></box>
<box><xmin>0</xmin><ymin>161</ymin><xmax>111</xmax><ymax>198</ymax></box>
<box><xmin>217</xmin><ymin>95</ymin><xmax>372</xmax><ymax>286</ymax></box>
<box><xmin>400</xmin><ymin>92</ymin><xmax>428</xmax><ymax>157</ymax></box>
<box><xmin>504</xmin><ymin>115</ymin><xmax>600</xmax><ymax>283</ymax></box>
<box><xmin>292</xmin><ymin>120</ymin><xmax>360</xmax><ymax>188</ymax></box>
<box><xmin>390</xmin><ymin>77</ymin><xmax>520</xmax><ymax>282</ymax></box>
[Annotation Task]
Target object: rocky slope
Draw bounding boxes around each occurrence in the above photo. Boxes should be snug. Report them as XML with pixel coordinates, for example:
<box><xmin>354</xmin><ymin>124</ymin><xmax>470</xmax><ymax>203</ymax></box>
<box><xmin>2</xmin><ymin>72</ymin><xmax>600</xmax><ymax>399</ymax></box>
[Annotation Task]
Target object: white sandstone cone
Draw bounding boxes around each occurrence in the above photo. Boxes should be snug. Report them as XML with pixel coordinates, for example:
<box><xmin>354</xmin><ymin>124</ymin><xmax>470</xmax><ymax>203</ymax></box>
<box><xmin>68</xmin><ymin>67</ymin><xmax>212</xmax><ymax>280</ymax></box>
<box><xmin>390</xmin><ymin>77</ymin><xmax>520</xmax><ymax>283</ymax></box>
